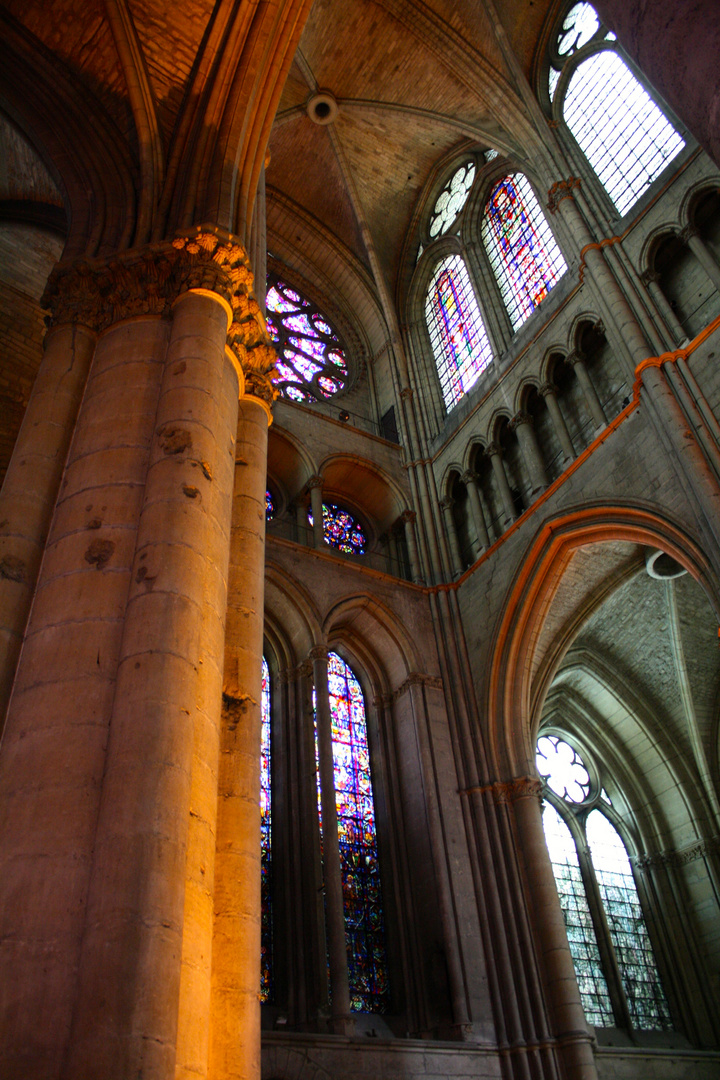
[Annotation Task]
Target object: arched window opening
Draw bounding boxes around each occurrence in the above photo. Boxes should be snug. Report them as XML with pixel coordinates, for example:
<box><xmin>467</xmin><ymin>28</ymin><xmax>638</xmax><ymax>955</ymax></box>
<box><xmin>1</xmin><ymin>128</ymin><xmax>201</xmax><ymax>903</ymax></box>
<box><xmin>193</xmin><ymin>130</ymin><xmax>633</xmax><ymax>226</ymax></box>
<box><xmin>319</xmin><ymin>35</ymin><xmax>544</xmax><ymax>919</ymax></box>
<box><xmin>537</xmin><ymin>734</ymin><xmax>672</xmax><ymax>1031</ymax></box>
<box><xmin>265</xmin><ymin>276</ymin><xmax>349</xmax><ymax>402</ymax></box>
<box><xmin>308</xmin><ymin>502</ymin><xmax>367</xmax><ymax>554</ymax></box>
<box><xmin>314</xmin><ymin>653</ymin><xmax>390</xmax><ymax>1013</ymax></box>
<box><xmin>425</xmin><ymin>255</ymin><xmax>493</xmax><ymax>411</ymax></box>
<box><xmin>481</xmin><ymin>173</ymin><xmax>567</xmax><ymax>330</ymax></box>
<box><xmin>265</xmin><ymin>489</ymin><xmax>276</xmax><ymax>521</ymax></box>
<box><xmin>260</xmin><ymin>656</ymin><xmax>273</xmax><ymax>1003</ymax></box>
<box><xmin>549</xmin><ymin>3</ymin><xmax>685</xmax><ymax>216</ymax></box>
<box><xmin>429</xmin><ymin>161</ymin><xmax>476</xmax><ymax>239</ymax></box>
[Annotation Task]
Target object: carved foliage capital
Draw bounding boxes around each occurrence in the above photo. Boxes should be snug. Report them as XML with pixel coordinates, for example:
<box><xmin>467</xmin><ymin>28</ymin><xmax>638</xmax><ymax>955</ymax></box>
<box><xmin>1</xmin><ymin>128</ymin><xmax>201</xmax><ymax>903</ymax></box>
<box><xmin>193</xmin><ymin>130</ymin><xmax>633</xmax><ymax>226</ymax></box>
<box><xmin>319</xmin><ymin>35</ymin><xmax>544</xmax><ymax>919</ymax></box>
<box><xmin>546</xmin><ymin>177</ymin><xmax>582</xmax><ymax>214</ymax></box>
<box><xmin>539</xmin><ymin>381</ymin><xmax>557</xmax><ymax>398</ymax></box>
<box><xmin>308</xmin><ymin>644</ymin><xmax>328</xmax><ymax>663</ymax></box>
<box><xmin>400</xmin><ymin>509</ymin><xmax>416</xmax><ymax>525</ymax></box>
<box><xmin>492</xmin><ymin>776</ymin><xmax>543</xmax><ymax>804</ymax></box>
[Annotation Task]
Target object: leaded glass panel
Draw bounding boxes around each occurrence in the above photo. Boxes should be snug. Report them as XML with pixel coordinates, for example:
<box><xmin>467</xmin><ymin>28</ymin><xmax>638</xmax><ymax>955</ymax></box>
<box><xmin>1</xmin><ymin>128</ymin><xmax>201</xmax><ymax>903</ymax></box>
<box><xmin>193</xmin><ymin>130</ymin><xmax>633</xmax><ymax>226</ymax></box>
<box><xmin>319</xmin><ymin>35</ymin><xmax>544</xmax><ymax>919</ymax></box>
<box><xmin>557</xmin><ymin>2</ymin><xmax>599</xmax><ymax>56</ymax></box>
<box><xmin>308</xmin><ymin>503</ymin><xmax>367</xmax><ymax>554</ymax></box>
<box><xmin>425</xmin><ymin>255</ymin><xmax>494</xmax><ymax>410</ymax></box>
<box><xmin>536</xmin><ymin>734</ymin><xmax>590</xmax><ymax>803</ymax></box>
<box><xmin>265</xmin><ymin>490</ymin><xmax>275</xmax><ymax>520</ymax></box>
<box><xmin>429</xmin><ymin>162</ymin><xmax>476</xmax><ymax>238</ymax></box>
<box><xmin>586</xmin><ymin>811</ymin><xmax>672</xmax><ymax>1029</ymax></box>
<box><xmin>265</xmin><ymin>277</ymin><xmax>349</xmax><ymax>402</ymax></box>
<box><xmin>482</xmin><ymin>173</ymin><xmax>567</xmax><ymax>330</ymax></box>
<box><xmin>260</xmin><ymin>657</ymin><xmax>272</xmax><ymax>1002</ymax></box>
<box><xmin>563</xmin><ymin>51</ymin><xmax>684</xmax><ymax>215</ymax></box>
<box><xmin>542</xmin><ymin>801</ymin><xmax>614</xmax><ymax>1025</ymax></box>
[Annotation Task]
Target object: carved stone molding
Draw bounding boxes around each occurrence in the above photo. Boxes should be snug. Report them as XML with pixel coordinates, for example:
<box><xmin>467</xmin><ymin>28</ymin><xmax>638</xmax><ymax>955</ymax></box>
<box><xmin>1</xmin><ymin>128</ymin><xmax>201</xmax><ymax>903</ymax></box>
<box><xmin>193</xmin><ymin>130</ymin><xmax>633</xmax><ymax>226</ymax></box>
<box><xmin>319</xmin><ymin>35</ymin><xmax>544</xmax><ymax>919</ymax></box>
<box><xmin>565</xmin><ymin>348</ymin><xmax>585</xmax><ymax>367</ymax></box>
<box><xmin>632</xmin><ymin>835</ymin><xmax>720</xmax><ymax>871</ymax></box>
<box><xmin>392</xmin><ymin>671</ymin><xmax>443</xmax><ymax>703</ymax></box>
<box><xmin>679</xmin><ymin>224</ymin><xmax>698</xmax><ymax>245</ymax></box>
<box><xmin>546</xmin><ymin>177</ymin><xmax>582</xmax><ymax>214</ymax></box>
<box><xmin>308</xmin><ymin>644</ymin><xmax>328</xmax><ymax>663</ymax></box>
<box><xmin>539</xmin><ymin>381</ymin><xmax>557</xmax><ymax>398</ymax></box>
<box><xmin>491</xmin><ymin>776</ymin><xmax>544</xmax><ymax>804</ymax></box>
<box><xmin>295</xmin><ymin>659</ymin><xmax>314</xmax><ymax>680</ymax></box>
<box><xmin>400</xmin><ymin>509</ymin><xmax>417</xmax><ymax>525</ymax></box>
<box><xmin>307</xmin><ymin>475</ymin><xmax>324</xmax><ymax>491</ymax></box>
<box><xmin>461</xmin><ymin>470</ymin><xmax>478</xmax><ymax>486</ymax></box>
<box><xmin>509</xmin><ymin>410</ymin><xmax>532</xmax><ymax>430</ymax></box>
<box><xmin>400</xmin><ymin>387</ymin><xmax>414</xmax><ymax>401</ymax></box>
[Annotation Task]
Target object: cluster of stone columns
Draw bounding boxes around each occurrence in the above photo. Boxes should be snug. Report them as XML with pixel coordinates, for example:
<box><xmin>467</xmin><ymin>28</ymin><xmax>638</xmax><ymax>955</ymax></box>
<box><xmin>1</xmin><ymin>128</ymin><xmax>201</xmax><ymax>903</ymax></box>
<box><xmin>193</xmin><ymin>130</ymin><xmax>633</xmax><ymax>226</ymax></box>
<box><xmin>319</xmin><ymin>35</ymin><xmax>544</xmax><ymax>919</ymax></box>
<box><xmin>0</xmin><ymin>230</ymin><xmax>276</xmax><ymax>1080</ymax></box>
<box><xmin>643</xmin><ymin>224</ymin><xmax>720</xmax><ymax>346</ymax></box>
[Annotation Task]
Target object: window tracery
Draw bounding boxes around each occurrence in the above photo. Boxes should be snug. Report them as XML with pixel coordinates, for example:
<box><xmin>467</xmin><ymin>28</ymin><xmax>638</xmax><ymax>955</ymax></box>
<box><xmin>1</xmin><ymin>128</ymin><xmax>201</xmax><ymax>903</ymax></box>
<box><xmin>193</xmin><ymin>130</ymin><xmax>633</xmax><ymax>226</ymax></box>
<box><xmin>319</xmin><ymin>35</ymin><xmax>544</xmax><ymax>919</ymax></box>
<box><xmin>548</xmin><ymin>2</ymin><xmax>685</xmax><ymax>215</ymax></box>
<box><xmin>537</xmin><ymin>734</ymin><xmax>672</xmax><ymax>1030</ymax></box>
<box><xmin>481</xmin><ymin>173</ymin><xmax>567</xmax><ymax>330</ymax></box>
<box><xmin>429</xmin><ymin>161</ymin><xmax>476</xmax><ymax>239</ymax></box>
<box><xmin>425</xmin><ymin>255</ymin><xmax>494</xmax><ymax>410</ymax></box>
<box><xmin>265</xmin><ymin>276</ymin><xmax>349</xmax><ymax>402</ymax></box>
<box><xmin>308</xmin><ymin>503</ymin><xmax>367</xmax><ymax>554</ymax></box>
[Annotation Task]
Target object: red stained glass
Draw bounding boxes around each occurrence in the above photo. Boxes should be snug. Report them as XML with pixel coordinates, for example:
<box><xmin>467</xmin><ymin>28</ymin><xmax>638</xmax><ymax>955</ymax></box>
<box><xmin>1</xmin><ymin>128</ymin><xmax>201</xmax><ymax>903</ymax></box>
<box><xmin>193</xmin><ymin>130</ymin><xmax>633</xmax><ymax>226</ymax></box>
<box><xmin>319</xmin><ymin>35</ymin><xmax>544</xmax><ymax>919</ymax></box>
<box><xmin>266</xmin><ymin>276</ymin><xmax>349</xmax><ymax>402</ymax></box>
<box><xmin>260</xmin><ymin>657</ymin><xmax>272</xmax><ymax>1002</ymax></box>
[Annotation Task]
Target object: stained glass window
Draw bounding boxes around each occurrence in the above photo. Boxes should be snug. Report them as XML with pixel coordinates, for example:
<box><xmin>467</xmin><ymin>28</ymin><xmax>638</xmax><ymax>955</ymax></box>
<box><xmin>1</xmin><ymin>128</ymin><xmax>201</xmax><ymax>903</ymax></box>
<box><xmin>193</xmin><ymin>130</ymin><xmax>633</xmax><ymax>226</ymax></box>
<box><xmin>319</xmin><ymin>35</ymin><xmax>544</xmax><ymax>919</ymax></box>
<box><xmin>265</xmin><ymin>276</ymin><xmax>349</xmax><ymax>403</ymax></box>
<box><xmin>557</xmin><ymin>2</ymin><xmax>599</xmax><ymax>55</ymax></box>
<box><xmin>537</xmin><ymin>733</ymin><xmax>672</xmax><ymax>1031</ymax></box>
<box><xmin>586</xmin><ymin>811</ymin><xmax>672</xmax><ymax>1029</ymax></box>
<box><xmin>260</xmin><ymin>657</ymin><xmax>272</xmax><ymax>1002</ymax></box>
<box><xmin>482</xmin><ymin>173</ymin><xmax>567</xmax><ymax>330</ymax></box>
<box><xmin>265</xmin><ymin>490</ymin><xmax>275</xmax><ymax>520</ymax></box>
<box><xmin>563</xmin><ymin>51</ymin><xmax>685</xmax><ymax>215</ymax></box>
<box><xmin>542</xmin><ymin>801</ymin><xmax>614</xmax><ymax>1026</ymax></box>
<box><xmin>314</xmin><ymin>653</ymin><xmax>390</xmax><ymax>1013</ymax></box>
<box><xmin>425</xmin><ymin>255</ymin><xmax>494</xmax><ymax>410</ymax></box>
<box><xmin>308</xmin><ymin>503</ymin><xmax>367</xmax><ymax>554</ymax></box>
<box><xmin>429</xmin><ymin>161</ymin><xmax>476</xmax><ymax>239</ymax></box>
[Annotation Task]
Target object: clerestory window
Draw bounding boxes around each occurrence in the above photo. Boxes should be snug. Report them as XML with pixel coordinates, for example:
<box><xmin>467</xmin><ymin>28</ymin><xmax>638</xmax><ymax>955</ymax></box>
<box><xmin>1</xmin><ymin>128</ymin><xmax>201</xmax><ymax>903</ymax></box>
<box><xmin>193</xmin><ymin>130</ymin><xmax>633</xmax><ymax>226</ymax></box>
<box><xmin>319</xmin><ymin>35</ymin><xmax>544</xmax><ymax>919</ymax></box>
<box><xmin>548</xmin><ymin>2</ymin><xmax>685</xmax><ymax>216</ymax></box>
<box><xmin>265</xmin><ymin>276</ymin><xmax>349</xmax><ymax>402</ymax></box>
<box><xmin>308</xmin><ymin>502</ymin><xmax>367</xmax><ymax>555</ymax></box>
<box><xmin>536</xmin><ymin>733</ymin><xmax>672</xmax><ymax>1031</ymax></box>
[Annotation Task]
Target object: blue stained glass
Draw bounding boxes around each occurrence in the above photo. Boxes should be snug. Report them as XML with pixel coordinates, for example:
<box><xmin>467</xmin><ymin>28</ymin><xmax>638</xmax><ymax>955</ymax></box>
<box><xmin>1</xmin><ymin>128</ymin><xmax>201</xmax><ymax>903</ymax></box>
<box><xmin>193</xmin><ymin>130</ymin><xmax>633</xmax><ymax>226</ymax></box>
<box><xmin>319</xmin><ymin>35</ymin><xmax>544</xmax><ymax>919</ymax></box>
<box><xmin>308</xmin><ymin>503</ymin><xmax>367</xmax><ymax>555</ymax></box>
<box><xmin>265</xmin><ymin>490</ymin><xmax>275</xmax><ymax>520</ymax></box>
<box><xmin>482</xmin><ymin>173</ymin><xmax>567</xmax><ymax>330</ymax></box>
<box><xmin>425</xmin><ymin>255</ymin><xmax>494</xmax><ymax>410</ymax></box>
<box><xmin>316</xmin><ymin>653</ymin><xmax>390</xmax><ymax>1013</ymax></box>
<box><xmin>265</xmin><ymin>276</ymin><xmax>349</xmax><ymax>402</ymax></box>
<box><xmin>260</xmin><ymin>657</ymin><xmax>272</xmax><ymax>1001</ymax></box>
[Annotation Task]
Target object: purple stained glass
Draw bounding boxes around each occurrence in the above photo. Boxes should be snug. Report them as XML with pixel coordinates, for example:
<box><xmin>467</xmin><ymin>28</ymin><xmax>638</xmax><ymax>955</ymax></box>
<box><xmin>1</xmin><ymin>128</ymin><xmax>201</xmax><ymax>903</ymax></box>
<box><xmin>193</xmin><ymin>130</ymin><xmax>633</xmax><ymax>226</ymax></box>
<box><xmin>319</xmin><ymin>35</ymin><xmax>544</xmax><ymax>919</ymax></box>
<box><xmin>265</xmin><ymin>276</ymin><xmax>349</xmax><ymax>402</ymax></box>
<box><xmin>482</xmin><ymin>173</ymin><xmax>567</xmax><ymax>330</ymax></box>
<box><xmin>425</xmin><ymin>255</ymin><xmax>494</xmax><ymax>410</ymax></box>
<box><xmin>315</xmin><ymin>653</ymin><xmax>390</xmax><ymax>1013</ymax></box>
<box><xmin>260</xmin><ymin>657</ymin><xmax>272</xmax><ymax>1002</ymax></box>
<box><xmin>308</xmin><ymin>503</ymin><xmax>366</xmax><ymax>555</ymax></box>
<box><xmin>265</xmin><ymin>490</ymin><xmax>275</xmax><ymax>520</ymax></box>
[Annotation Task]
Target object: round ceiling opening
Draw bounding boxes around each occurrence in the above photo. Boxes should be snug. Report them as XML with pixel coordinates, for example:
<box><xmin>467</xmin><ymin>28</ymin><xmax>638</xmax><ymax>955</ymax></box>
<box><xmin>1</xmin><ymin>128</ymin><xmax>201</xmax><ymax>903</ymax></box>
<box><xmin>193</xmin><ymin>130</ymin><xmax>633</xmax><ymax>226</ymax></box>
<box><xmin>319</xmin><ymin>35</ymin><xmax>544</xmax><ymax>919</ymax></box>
<box><xmin>307</xmin><ymin>91</ymin><xmax>338</xmax><ymax>125</ymax></box>
<box><xmin>645</xmin><ymin>548</ymin><xmax>687</xmax><ymax>580</ymax></box>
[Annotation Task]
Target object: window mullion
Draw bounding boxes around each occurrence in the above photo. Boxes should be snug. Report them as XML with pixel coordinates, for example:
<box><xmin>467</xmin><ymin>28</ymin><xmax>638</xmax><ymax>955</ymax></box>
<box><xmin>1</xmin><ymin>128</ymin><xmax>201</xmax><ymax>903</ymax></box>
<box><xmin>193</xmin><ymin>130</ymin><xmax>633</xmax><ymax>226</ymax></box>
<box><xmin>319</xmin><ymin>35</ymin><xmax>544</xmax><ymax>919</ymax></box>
<box><xmin>576</xmin><ymin>832</ymin><xmax>634</xmax><ymax>1030</ymax></box>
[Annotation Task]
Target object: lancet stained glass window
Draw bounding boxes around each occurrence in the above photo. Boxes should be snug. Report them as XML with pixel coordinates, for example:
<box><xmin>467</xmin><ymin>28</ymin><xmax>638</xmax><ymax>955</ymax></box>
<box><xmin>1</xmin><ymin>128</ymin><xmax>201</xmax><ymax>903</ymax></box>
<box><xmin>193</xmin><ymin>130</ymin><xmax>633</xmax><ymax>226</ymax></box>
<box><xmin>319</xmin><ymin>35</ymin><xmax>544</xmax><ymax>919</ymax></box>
<box><xmin>482</xmin><ymin>173</ymin><xmax>567</xmax><ymax>330</ymax></box>
<box><xmin>260</xmin><ymin>657</ymin><xmax>272</xmax><ymax>1002</ymax></box>
<box><xmin>308</xmin><ymin>503</ymin><xmax>367</xmax><ymax>554</ymax></box>
<box><xmin>425</xmin><ymin>255</ymin><xmax>493</xmax><ymax>410</ymax></box>
<box><xmin>314</xmin><ymin>653</ymin><xmax>390</xmax><ymax>1013</ymax></box>
<box><xmin>265</xmin><ymin>276</ymin><xmax>349</xmax><ymax>402</ymax></box>
<box><xmin>537</xmin><ymin>734</ymin><xmax>672</xmax><ymax>1031</ymax></box>
<box><xmin>265</xmin><ymin>490</ymin><xmax>275</xmax><ymax>520</ymax></box>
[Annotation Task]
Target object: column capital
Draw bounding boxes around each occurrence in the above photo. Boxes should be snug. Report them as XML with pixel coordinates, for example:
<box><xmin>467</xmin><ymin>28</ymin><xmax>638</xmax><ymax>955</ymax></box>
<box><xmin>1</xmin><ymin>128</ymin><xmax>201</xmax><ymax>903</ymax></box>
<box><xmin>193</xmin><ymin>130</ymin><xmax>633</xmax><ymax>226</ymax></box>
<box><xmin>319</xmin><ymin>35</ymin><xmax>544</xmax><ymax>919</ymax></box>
<box><xmin>400</xmin><ymin>386</ymin><xmax>414</xmax><ymax>401</ymax></box>
<box><xmin>308</xmin><ymin>644</ymin><xmax>328</xmax><ymax>663</ymax></box>
<box><xmin>546</xmin><ymin>177</ymin><xmax>582</xmax><ymax>214</ymax></box>
<box><xmin>400</xmin><ymin>509</ymin><xmax>416</xmax><ymax>525</ymax></box>
<box><xmin>485</xmin><ymin>441</ymin><xmax>501</xmax><ymax>457</ymax></box>
<box><xmin>679</xmin><ymin>224</ymin><xmax>698</xmax><ymax>245</ymax></box>
<box><xmin>461</xmin><ymin>469</ymin><xmax>478</xmax><ymax>486</ymax></box>
<box><xmin>509</xmin><ymin>410</ymin><xmax>532</xmax><ymax>431</ymax></box>
<box><xmin>439</xmin><ymin>495</ymin><xmax>454</xmax><ymax>512</ymax></box>
<box><xmin>641</xmin><ymin>268</ymin><xmax>660</xmax><ymax>286</ymax></box>
<box><xmin>307</xmin><ymin>474</ymin><xmax>324</xmax><ymax>490</ymax></box>
<box><xmin>565</xmin><ymin>348</ymin><xmax>586</xmax><ymax>367</ymax></box>
<box><xmin>538</xmin><ymin>381</ymin><xmax>557</xmax><ymax>398</ymax></box>
<box><xmin>491</xmin><ymin>776</ymin><xmax>544</xmax><ymax>804</ymax></box>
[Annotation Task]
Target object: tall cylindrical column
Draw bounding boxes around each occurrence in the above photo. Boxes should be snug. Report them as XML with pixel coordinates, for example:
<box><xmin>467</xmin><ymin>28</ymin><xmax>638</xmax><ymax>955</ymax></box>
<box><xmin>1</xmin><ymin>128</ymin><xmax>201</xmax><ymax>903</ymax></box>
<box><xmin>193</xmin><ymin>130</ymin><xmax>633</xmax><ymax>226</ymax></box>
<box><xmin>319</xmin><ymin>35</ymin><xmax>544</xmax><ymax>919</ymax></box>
<box><xmin>642</xmin><ymin>269</ymin><xmax>687</xmax><ymax>346</ymax></box>
<box><xmin>308</xmin><ymin>475</ymin><xmax>324</xmax><ymax>549</ymax></box>
<box><xmin>539</xmin><ymin>382</ymin><xmax>575</xmax><ymax>464</ymax></box>
<box><xmin>683</xmin><ymin>225</ymin><xmax>720</xmax><ymax>294</ymax></box>
<box><xmin>511</xmin><ymin>412</ymin><xmax>548</xmax><ymax>495</ymax></box>
<box><xmin>511</xmin><ymin>783</ymin><xmax>598</xmax><ymax>1080</ymax></box>
<box><xmin>311</xmin><ymin>645</ymin><xmax>354</xmax><ymax>1035</ymax></box>
<box><xmin>209</xmin><ymin>388</ymin><xmax>272</xmax><ymax>1080</ymax></box>
<box><xmin>440</xmin><ymin>496</ymin><xmax>465</xmax><ymax>578</ymax></box>
<box><xmin>462</xmin><ymin>471</ymin><xmax>490</xmax><ymax>553</ymax></box>
<box><xmin>0</xmin><ymin>320</ymin><xmax>97</xmax><ymax>728</ymax></box>
<box><xmin>567</xmin><ymin>350</ymin><xmax>607</xmax><ymax>433</ymax></box>
<box><xmin>486</xmin><ymin>442</ymin><xmax>516</xmax><ymax>527</ymax></box>
<box><xmin>401</xmin><ymin>509</ymin><xmax>423</xmax><ymax>583</ymax></box>
<box><xmin>65</xmin><ymin>289</ymin><xmax>238</xmax><ymax>1080</ymax></box>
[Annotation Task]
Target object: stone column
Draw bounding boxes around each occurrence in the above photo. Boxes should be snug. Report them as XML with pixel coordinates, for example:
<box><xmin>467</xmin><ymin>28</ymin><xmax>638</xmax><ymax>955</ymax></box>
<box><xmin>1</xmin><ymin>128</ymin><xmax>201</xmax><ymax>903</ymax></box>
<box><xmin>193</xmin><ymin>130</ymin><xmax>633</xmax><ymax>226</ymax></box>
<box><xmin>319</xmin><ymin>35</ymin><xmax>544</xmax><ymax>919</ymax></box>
<box><xmin>308</xmin><ymin>475</ymin><xmax>324</xmax><ymax>549</ymax></box>
<box><xmin>641</xmin><ymin>269</ymin><xmax>687</xmax><ymax>346</ymax></box>
<box><xmin>440</xmin><ymin>496</ymin><xmax>465</xmax><ymax>578</ymax></box>
<box><xmin>462</xmin><ymin>471</ymin><xmax>490</xmax><ymax>553</ymax></box>
<box><xmin>310</xmin><ymin>645</ymin><xmax>354</xmax><ymax>1036</ymax></box>
<box><xmin>0</xmin><ymin>317</ymin><xmax>96</xmax><ymax>730</ymax></box>
<box><xmin>682</xmin><ymin>225</ymin><xmax>720</xmax><ymax>295</ymax></box>
<box><xmin>509</xmin><ymin>780</ymin><xmax>598</xmax><ymax>1080</ymax></box>
<box><xmin>294</xmin><ymin>496</ymin><xmax>308</xmax><ymax>544</ymax></box>
<box><xmin>401</xmin><ymin>509</ymin><xmax>423</xmax><ymax>583</ymax></box>
<box><xmin>65</xmin><ymin>277</ymin><xmax>242</xmax><ymax>1080</ymax></box>
<box><xmin>510</xmin><ymin>411</ymin><xmax>548</xmax><ymax>495</ymax></box>
<box><xmin>486</xmin><ymin>442</ymin><xmax>516</xmax><ymax>527</ymax></box>
<box><xmin>209</xmin><ymin>340</ymin><xmax>277</xmax><ymax>1080</ymax></box>
<box><xmin>539</xmin><ymin>382</ymin><xmax>575</xmax><ymax>465</ymax></box>
<box><xmin>567</xmin><ymin>350</ymin><xmax>607</xmax><ymax>433</ymax></box>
